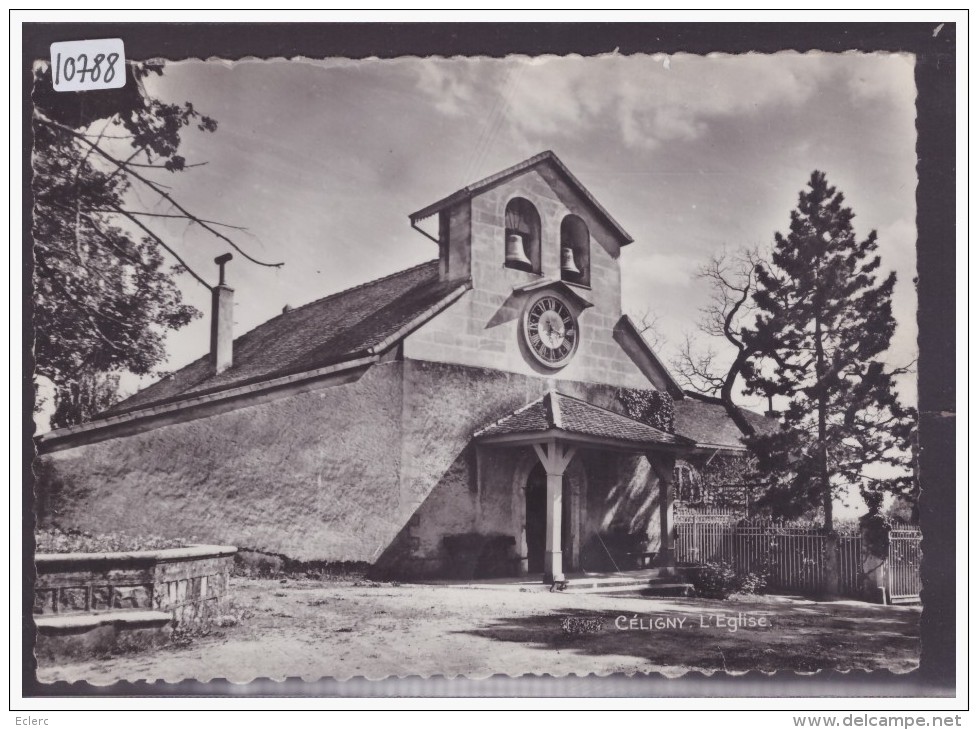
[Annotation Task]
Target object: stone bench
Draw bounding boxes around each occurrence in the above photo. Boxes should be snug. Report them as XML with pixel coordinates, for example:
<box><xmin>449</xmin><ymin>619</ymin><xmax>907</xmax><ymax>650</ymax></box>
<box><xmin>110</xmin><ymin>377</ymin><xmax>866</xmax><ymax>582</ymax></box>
<box><xmin>34</xmin><ymin>610</ymin><xmax>175</xmax><ymax>661</ymax></box>
<box><xmin>33</xmin><ymin>544</ymin><xmax>236</xmax><ymax>660</ymax></box>
<box><xmin>34</xmin><ymin>544</ymin><xmax>236</xmax><ymax>623</ymax></box>
<box><xmin>625</xmin><ymin>550</ymin><xmax>658</xmax><ymax>569</ymax></box>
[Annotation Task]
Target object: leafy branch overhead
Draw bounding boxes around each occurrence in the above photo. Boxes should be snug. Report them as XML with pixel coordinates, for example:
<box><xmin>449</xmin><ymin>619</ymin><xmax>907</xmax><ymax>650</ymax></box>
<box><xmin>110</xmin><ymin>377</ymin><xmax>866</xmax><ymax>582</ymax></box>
<box><xmin>32</xmin><ymin>60</ymin><xmax>282</xmax><ymax>428</ymax></box>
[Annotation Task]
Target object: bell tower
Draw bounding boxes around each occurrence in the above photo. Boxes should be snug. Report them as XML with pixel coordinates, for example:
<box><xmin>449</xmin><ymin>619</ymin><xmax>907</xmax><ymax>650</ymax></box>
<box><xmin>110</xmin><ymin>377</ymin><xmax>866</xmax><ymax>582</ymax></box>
<box><xmin>404</xmin><ymin>151</ymin><xmax>673</xmax><ymax>392</ymax></box>
<box><xmin>409</xmin><ymin>150</ymin><xmax>633</xmax><ymax>294</ymax></box>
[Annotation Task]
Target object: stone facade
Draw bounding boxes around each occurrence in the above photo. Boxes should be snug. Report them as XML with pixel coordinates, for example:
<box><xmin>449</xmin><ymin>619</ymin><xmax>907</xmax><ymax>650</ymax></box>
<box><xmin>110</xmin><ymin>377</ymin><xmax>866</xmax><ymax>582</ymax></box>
<box><xmin>37</xmin><ymin>362</ymin><xmax>405</xmax><ymax>562</ymax></box>
<box><xmin>34</xmin><ymin>153</ymin><xmax>716</xmax><ymax>580</ymax></box>
<box><xmin>406</xmin><ymin>165</ymin><xmax>650</xmax><ymax>389</ymax></box>
<box><xmin>378</xmin><ymin>358</ymin><xmax>672</xmax><ymax>578</ymax></box>
<box><xmin>37</xmin><ymin>358</ymin><xmax>672</xmax><ymax>576</ymax></box>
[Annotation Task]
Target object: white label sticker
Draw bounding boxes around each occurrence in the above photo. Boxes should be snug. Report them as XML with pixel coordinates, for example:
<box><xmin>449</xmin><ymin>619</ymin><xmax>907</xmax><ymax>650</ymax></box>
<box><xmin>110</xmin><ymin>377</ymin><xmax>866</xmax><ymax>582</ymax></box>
<box><xmin>50</xmin><ymin>38</ymin><xmax>126</xmax><ymax>92</ymax></box>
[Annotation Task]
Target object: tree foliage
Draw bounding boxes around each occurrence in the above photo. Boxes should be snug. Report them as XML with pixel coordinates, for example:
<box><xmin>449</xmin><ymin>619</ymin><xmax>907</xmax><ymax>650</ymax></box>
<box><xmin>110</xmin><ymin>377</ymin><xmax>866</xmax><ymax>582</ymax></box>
<box><xmin>741</xmin><ymin>171</ymin><xmax>916</xmax><ymax>527</ymax></box>
<box><xmin>32</xmin><ymin>61</ymin><xmax>281</xmax><ymax>428</ymax></box>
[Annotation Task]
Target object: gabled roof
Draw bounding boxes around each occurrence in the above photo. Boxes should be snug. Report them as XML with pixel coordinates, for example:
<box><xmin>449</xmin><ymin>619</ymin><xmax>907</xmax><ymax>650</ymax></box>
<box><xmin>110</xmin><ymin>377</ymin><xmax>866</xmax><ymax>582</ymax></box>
<box><xmin>104</xmin><ymin>260</ymin><xmax>468</xmax><ymax>417</ymax></box>
<box><xmin>673</xmin><ymin>391</ymin><xmax>777</xmax><ymax>451</ymax></box>
<box><xmin>475</xmin><ymin>391</ymin><xmax>691</xmax><ymax>449</ymax></box>
<box><xmin>409</xmin><ymin>150</ymin><xmax>634</xmax><ymax>245</ymax></box>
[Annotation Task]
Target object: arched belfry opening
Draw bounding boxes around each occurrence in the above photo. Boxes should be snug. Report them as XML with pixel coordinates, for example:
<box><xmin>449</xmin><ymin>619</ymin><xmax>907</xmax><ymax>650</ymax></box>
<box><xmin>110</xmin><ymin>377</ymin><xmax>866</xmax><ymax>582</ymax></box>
<box><xmin>504</xmin><ymin>197</ymin><xmax>542</xmax><ymax>274</ymax></box>
<box><xmin>560</xmin><ymin>214</ymin><xmax>590</xmax><ymax>287</ymax></box>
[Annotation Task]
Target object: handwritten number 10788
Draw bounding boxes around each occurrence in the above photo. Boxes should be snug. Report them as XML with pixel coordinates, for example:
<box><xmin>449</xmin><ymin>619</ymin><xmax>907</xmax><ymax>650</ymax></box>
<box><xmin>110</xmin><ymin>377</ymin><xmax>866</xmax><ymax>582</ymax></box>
<box><xmin>54</xmin><ymin>52</ymin><xmax>120</xmax><ymax>85</ymax></box>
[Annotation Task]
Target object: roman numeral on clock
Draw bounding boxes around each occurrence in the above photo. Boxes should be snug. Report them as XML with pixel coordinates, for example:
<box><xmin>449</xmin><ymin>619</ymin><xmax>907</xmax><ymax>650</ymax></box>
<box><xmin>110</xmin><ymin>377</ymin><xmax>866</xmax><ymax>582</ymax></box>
<box><xmin>523</xmin><ymin>294</ymin><xmax>578</xmax><ymax>368</ymax></box>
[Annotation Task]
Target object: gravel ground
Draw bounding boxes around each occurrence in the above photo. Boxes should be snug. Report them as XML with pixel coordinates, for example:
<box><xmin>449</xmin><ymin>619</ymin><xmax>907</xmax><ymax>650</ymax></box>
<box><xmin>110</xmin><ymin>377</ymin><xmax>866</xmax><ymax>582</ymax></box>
<box><xmin>35</xmin><ymin>577</ymin><xmax>921</xmax><ymax>685</ymax></box>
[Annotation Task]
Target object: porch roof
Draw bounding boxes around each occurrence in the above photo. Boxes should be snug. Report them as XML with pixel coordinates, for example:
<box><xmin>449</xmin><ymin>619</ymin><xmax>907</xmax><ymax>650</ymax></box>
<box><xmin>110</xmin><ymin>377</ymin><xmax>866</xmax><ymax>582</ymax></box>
<box><xmin>473</xmin><ymin>391</ymin><xmax>695</xmax><ymax>452</ymax></box>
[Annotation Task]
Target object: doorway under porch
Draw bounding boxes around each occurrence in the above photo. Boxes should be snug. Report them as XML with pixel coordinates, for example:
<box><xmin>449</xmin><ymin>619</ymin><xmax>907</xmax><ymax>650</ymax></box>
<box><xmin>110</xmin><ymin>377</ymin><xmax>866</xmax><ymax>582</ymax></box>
<box><xmin>520</xmin><ymin>461</ymin><xmax>584</xmax><ymax>575</ymax></box>
<box><xmin>474</xmin><ymin>390</ymin><xmax>696</xmax><ymax>584</ymax></box>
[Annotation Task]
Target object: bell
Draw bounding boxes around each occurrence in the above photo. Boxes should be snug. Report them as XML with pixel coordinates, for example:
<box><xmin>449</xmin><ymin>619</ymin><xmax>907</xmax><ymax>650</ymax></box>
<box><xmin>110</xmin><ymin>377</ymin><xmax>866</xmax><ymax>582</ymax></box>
<box><xmin>505</xmin><ymin>232</ymin><xmax>532</xmax><ymax>267</ymax></box>
<box><xmin>561</xmin><ymin>245</ymin><xmax>581</xmax><ymax>275</ymax></box>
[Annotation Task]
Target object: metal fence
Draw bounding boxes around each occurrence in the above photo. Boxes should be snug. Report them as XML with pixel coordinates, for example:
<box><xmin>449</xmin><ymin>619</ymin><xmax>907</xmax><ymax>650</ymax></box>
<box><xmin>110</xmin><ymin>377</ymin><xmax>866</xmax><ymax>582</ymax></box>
<box><xmin>838</xmin><ymin>531</ymin><xmax>864</xmax><ymax>597</ymax></box>
<box><xmin>887</xmin><ymin>528</ymin><xmax>923</xmax><ymax>603</ymax></box>
<box><xmin>674</xmin><ymin>505</ymin><xmax>741</xmax><ymax>519</ymax></box>
<box><xmin>675</xmin><ymin>514</ymin><xmax>921</xmax><ymax>602</ymax></box>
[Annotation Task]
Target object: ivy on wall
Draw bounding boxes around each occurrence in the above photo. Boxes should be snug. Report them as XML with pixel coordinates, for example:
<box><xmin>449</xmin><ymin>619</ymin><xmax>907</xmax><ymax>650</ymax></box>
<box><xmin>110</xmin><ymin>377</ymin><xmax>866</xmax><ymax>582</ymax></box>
<box><xmin>690</xmin><ymin>453</ymin><xmax>758</xmax><ymax>510</ymax></box>
<box><xmin>617</xmin><ymin>389</ymin><xmax>762</xmax><ymax>512</ymax></box>
<box><xmin>698</xmin><ymin>453</ymin><xmax>755</xmax><ymax>491</ymax></box>
<box><xmin>616</xmin><ymin>388</ymin><xmax>675</xmax><ymax>433</ymax></box>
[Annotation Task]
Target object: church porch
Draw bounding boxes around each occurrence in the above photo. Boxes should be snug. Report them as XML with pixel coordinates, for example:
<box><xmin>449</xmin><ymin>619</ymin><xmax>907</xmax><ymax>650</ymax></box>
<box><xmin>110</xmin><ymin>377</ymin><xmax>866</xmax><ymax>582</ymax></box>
<box><xmin>474</xmin><ymin>391</ymin><xmax>695</xmax><ymax>584</ymax></box>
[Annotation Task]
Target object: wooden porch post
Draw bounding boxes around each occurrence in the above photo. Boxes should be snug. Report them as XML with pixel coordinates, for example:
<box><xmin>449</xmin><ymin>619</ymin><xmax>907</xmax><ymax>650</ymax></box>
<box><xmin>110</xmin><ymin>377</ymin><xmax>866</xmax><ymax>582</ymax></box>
<box><xmin>544</xmin><ymin>470</ymin><xmax>564</xmax><ymax>582</ymax></box>
<box><xmin>533</xmin><ymin>440</ymin><xmax>577</xmax><ymax>584</ymax></box>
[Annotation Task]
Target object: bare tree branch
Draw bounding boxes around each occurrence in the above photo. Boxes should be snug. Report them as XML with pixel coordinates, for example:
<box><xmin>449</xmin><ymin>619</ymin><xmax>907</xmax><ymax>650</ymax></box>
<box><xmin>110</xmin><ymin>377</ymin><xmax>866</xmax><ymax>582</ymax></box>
<box><xmin>49</xmin><ymin>201</ymin><xmax>210</xmax><ymax>290</ymax></box>
<box><xmin>673</xmin><ymin>334</ymin><xmax>726</xmax><ymax>395</ymax></box>
<box><xmin>36</xmin><ymin>113</ymin><xmax>284</xmax><ymax>270</ymax></box>
<box><xmin>85</xmin><ymin>208</ymin><xmax>248</xmax><ymax>230</ymax></box>
<box><xmin>126</xmin><ymin>161</ymin><xmax>209</xmax><ymax>169</ymax></box>
<box><xmin>676</xmin><ymin>247</ymin><xmax>764</xmax><ymax>436</ymax></box>
<box><xmin>631</xmin><ymin>308</ymin><xmax>665</xmax><ymax>352</ymax></box>
<box><xmin>108</xmin><ymin>205</ymin><xmax>213</xmax><ymax>289</ymax></box>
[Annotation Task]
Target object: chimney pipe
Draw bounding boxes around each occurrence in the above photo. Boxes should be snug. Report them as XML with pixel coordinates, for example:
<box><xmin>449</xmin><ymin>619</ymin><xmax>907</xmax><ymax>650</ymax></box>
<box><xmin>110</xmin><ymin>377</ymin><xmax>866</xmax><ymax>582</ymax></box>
<box><xmin>210</xmin><ymin>253</ymin><xmax>234</xmax><ymax>374</ymax></box>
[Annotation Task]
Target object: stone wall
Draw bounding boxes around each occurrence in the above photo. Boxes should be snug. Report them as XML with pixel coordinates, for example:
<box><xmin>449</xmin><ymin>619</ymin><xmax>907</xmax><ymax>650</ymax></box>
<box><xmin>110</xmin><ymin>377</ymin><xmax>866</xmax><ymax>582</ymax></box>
<box><xmin>580</xmin><ymin>450</ymin><xmax>672</xmax><ymax>570</ymax></box>
<box><xmin>404</xmin><ymin>166</ymin><xmax>651</xmax><ymax>390</ymax></box>
<box><xmin>35</xmin><ymin>355</ymin><xmax>672</xmax><ymax>576</ymax></box>
<box><xmin>35</xmin><ymin>362</ymin><xmax>406</xmax><ymax>562</ymax></box>
<box><xmin>34</xmin><ymin>545</ymin><xmax>236</xmax><ymax>625</ymax></box>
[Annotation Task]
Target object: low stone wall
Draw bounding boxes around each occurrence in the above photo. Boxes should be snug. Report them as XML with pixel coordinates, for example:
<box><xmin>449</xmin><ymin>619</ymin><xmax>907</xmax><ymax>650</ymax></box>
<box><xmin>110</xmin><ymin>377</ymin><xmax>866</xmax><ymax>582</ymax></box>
<box><xmin>34</xmin><ymin>545</ymin><xmax>237</xmax><ymax>625</ymax></box>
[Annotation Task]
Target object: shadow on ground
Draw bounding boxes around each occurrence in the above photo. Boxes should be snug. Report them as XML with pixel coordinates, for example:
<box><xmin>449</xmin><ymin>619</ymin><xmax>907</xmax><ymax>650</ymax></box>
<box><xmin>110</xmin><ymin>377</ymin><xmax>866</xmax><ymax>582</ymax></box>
<box><xmin>457</xmin><ymin>598</ymin><xmax>920</xmax><ymax>673</ymax></box>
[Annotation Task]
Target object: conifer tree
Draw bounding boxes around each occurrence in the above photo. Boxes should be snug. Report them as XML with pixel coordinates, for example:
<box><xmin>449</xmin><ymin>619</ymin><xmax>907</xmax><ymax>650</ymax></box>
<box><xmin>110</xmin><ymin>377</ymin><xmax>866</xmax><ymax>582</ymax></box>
<box><xmin>742</xmin><ymin>171</ymin><xmax>916</xmax><ymax>530</ymax></box>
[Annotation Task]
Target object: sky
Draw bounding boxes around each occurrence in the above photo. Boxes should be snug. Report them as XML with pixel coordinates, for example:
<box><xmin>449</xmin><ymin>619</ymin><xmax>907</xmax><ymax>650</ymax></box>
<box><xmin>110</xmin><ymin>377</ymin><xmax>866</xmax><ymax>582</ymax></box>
<box><xmin>73</xmin><ymin>52</ymin><xmax>921</xmax><ymax>421</ymax></box>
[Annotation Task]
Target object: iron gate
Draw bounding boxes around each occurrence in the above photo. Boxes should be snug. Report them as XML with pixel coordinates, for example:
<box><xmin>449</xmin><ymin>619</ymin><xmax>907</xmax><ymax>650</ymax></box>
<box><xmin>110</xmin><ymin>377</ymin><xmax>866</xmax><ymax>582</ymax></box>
<box><xmin>887</xmin><ymin>528</ymin><xmax>923</xmax><ymax>603</ymax></box>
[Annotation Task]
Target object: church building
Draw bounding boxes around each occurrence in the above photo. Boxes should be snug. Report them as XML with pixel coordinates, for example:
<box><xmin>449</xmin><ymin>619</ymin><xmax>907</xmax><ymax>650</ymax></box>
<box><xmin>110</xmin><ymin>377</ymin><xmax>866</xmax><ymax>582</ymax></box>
<box><xmin>36</xmin><ymin>151</ymin><xmax>767</xmax><ymax>582</ymax></box>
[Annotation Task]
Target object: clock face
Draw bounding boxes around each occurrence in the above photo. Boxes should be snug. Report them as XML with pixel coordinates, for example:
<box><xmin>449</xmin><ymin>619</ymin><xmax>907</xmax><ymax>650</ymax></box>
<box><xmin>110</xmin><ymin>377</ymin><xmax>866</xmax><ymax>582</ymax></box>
<box><xmin>523</xmin><ymin>294</ymin><xmax>579</xmax><ymax>368</ymax></box>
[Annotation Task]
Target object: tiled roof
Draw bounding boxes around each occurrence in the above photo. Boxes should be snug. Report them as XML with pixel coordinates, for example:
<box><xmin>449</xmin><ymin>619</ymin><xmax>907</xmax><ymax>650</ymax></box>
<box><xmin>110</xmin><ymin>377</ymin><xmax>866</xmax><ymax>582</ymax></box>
<box><xmin>106</xmin><ymin>260</ymin><xmax>466</xmax><ymax>416</ymax></box>
<box><xmin>673</xmin><ymin>391</ymin><xmax>776</xmax><ymax>449</ymax></box>
<box><xmin>475</xmin><ymin>391</ymin><xmax>690</xmax><ymax>448</ymax></box>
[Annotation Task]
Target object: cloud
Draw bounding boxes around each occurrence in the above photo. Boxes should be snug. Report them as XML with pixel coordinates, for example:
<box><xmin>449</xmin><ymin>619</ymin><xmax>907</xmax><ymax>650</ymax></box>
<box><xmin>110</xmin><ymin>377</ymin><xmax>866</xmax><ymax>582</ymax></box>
<box><xmin>412</xmin><ymin>60</ymin><xmax>486</xmax><ymax>116</ymax></box>
<box><xmin>876</xmin><ymin>217</ymin><xmax>918</xmax><ymax>351</ymax></box>
<box><xmin>610</xmin><ymin>53</ymin><xmax>827</xmax><ymax>149</ymax></box>
<box><xmin>627</xmin><ymin>251</ymin><xmax>699</xmax><ymax>286</ymax></box>
<box><xmin>407</xmin><ymin>53</ymin><xmax>818</xmax><ymax>150</ymax></box>
<box><xmin>844</xmin><ymin>52</ymin><xmax>916</xmax><ymax>105</ymax></box>
<box><xmin>407</xmin><ymin>52</ymin><xmax>913</xmax><ymax>154</ymax></box>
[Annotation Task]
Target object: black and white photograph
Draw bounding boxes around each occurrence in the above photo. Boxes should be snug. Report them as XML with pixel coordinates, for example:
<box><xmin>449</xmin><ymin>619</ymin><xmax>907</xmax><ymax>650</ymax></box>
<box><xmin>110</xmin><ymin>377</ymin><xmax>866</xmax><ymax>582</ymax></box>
<box><xmin>14</xmin><ymin>14</ymin><xmax>962</xmax><ymax>716</ymax></box>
